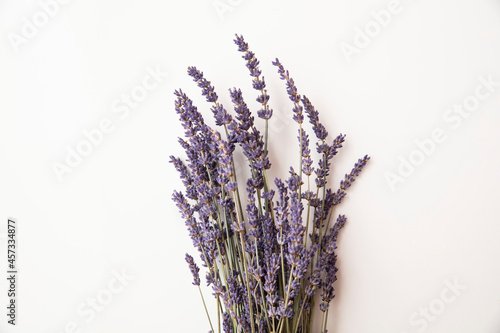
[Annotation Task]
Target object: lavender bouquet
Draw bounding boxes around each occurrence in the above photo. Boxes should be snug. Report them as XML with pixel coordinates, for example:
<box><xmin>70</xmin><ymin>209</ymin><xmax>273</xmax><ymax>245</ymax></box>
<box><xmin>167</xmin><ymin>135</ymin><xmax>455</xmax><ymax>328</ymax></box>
<box><xmin>170</xmin><ymin>35</ymin><xmax>369</xmax><ymax>333</ymax></box>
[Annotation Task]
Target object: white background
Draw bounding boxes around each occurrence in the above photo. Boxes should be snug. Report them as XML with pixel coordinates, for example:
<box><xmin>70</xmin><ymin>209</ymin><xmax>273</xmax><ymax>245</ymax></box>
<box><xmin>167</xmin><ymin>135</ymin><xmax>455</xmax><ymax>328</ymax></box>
<box><xmin>1</xmin><ymin>0</ymin><xmax>500</xmax><ymax>332</ymax></box>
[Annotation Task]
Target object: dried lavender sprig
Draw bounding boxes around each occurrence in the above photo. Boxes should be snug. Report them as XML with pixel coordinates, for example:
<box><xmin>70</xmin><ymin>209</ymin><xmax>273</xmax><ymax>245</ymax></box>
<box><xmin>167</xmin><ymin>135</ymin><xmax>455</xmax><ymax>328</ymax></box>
<box><xmin>334</xmin><ymin>154</ymin><xmax>370</xmax><ymax>205</ymax></box>
<box><xmin>187</xmin><ymin>66</ymin><xmax>233</xmax><ymax>127</ymax></box>
<box><xmin>185</xmin><ymin>253</ymin><xmax>201</xmax><ymax>286</ymax></box>
<box><xmin>223</xmin><ymin>312</ymin><xmax>233</xmax><ymax>333</ymax></box>
<box><xmin>317</xmin><ymin>215</ymin><xmax>347</xmax><ymax>333</ymax></box>
<box><xmin>272</xmin><ymin>58</ymin><xmax>308</xmax><ymax>209</ymax></box>
<box><xmin>273</xmin><ymin>177</ymin><xmax>289</xmax><ymax>306</ymax></box>
<box><xmin>311</xmin><ymin>133</ymin><xmax>347</xmax><ymax>265</ymax></box>
<box><xmin>230</xmin><ymin>40</ymin><xmax>275</xmax><ymax>213</ymax></box>
<box><xmin>227</xmin><ymin>72</ymin><xmax>275</xmax><ymax>279</ymax></box>
<box><xmin>301</xmin><ymin>96</ymin><xmax>328</xmax><ymax>141</ymax></box>
<box><xmin>233</xmin><ymin>34</ymin><xmax>273</xmax><ymax>121</ymax></box>
<box><xmin>234</xmin><ymin>34</ymin><xmax>273</xmax><ymax>183</ymax></box>
<box><xmin>169</xmin><ymin>156</ymin><xmax>198</xmax><ymax>200</ymax></box>
<box><xmin>298</xmin><ymin>129</ymin><xmax>313</xmax><ymax>177</ymax></box>
<box><xmin>172</xmin><ymin>191</ymin><xmax>209</xmax><ymax>264</ymax></box>
<box><xmin>271</xmin><ymin>56</ymin><xmax>370</xmax><ymax>333</ymax></box>
<box><xmin>173</xmin><ymin>90</ymin><xmax>216</xmax><ymax>193</ymax></box>
<box><xmin>245</xmin><ymin>174</ymin><xmax>274</xmax><ymax>330</ymax></box>
<box><xmin>272</xmin><ymin>60</ymin><xmax>332</xmax><ymax>271</ymax></box>
<box><xmin>185</xmin><ymin>253</ymin><xmax>214</xmax><ymax>332</ymax></box>
<box><xmin>173</xmin><ymin>74</ymin><xmax>255</xmax><ymax>333</ymax></box>
<box><xmin>186</xmin><ymin>66</ymin><xmax>249</xmax><ymax>247</ymax></box>
<box><xmin>272</xmin><ymin>58</ymin><xmax>303</xmax><ymax>124</ymax></box>
<box><xmin>315</xmin><ymin>133</ymin><xmax>346</xmax><ymax>189</ymax></box>
<box><xmin>173</xmin><ymin>88</ymin><xmax>236</xmax><ymax>330</ymax></box>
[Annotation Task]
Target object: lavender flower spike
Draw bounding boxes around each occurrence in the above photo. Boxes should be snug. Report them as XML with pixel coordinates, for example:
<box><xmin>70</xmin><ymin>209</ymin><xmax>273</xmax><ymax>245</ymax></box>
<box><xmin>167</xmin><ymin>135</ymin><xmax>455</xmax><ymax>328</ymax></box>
<box><xmin>187</xmin><ymin>66</ymin><xmax>233</xmax><ymax>127</ymax></box>
<box><xmin>301</xmin><ymin>95</ymin><xmax>328</xmax><ymax>141</ymax></box>
<box><xmin>334</xmin><ymin>154</ymin><xmax>371</xmax><ymax>204</ymax></box>
<box><xmin>272</xmin><ymin>58</ymin><xmax>303</xmax><ymax>124</ymax></box>
<box><xmin>187</xmin><ymin>66</ymin><xmax>218</xmax><ymax>103</ymax></box>
<box><xmin>234</xmin><ymin>34</ymin><xmax>273</xmax><ymax>120</ymax></box>
<box><xmin>185</xmin><ymin>253</ymin><xmax>201</xmax><ymax>286</ymax></box>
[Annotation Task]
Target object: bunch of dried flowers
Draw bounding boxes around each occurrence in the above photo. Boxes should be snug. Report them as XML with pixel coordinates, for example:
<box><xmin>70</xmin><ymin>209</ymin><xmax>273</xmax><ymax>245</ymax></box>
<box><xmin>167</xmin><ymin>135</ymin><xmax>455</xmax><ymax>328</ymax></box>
<box><xmin>170</xmin><ymin>34</ymin><xmax>369</xmax><ymax>333</ymax></box>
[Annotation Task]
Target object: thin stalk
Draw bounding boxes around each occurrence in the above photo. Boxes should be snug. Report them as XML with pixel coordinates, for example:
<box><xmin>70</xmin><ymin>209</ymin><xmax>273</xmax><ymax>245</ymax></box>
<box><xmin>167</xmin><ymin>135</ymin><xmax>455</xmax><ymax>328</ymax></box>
<box><xmin>306</xmin><ymin>298</ymin><xmax>315</xmax><ymax>333</ymax></box>
<box><xmin>257</xmin><ymin>84</ymin><xmax>270</xmax><ymax>159</ymax></box>
<box><xmin>320</xmin><ymin>311</ymin><xmax>326</xmax><ymax>333</ymax></box>
<box><xmin>322</xmin><ymin>204</ymin><xmax>335</xmax><ymax>240</ymax></box>
<box><xmin>198</xmin><ymin>286</ymin><xmax>214</xmax><ymax>333</ymax></box>
<box><xmin>316</xmin><ymin>153</ymin><xmax>328</xmax><ymax>261</ymax></box>
<box><xmin>223</xmin><ymin>124</ymin><xmax>245</xmax><ymax>224</ymax></box>
<box><xmin>308</xmin><ymin>186</ymin><xmax>321</xmax><ymax>277</ymax></box>
<box><xmin>215</xmin><ymin>239</ymin><xmax>230</xmax><ymax>289</ymax></box>
<box><xmin>217</xmin><ymin>296</ymin><xmax>221</xmax><ymax>333</ymax></box>
<box><xmin>303</xmin><ymin>174</ymin><xmax>311</xmax><ymax>247</ymax></box>
<box><xmin>277</xmin><ymin>267</ymin><xmax>295</xmax><ymax>333</ymax></box>
<box><xmin>264</xmin><ymin>118</ymin><xmax>269</xmax><ymax>158</ymax></box>
<box><xmin>293</xmin><ymin>297</ymin><xmax>308</xmax><ymax>333</ymax></box>
<box><xmin>239</xmin><ymin>231</ymin><xmax>256</xmax><ymax>333</ymax></box>
<box><xmin>279</xmin><ymin>226</ymin><xmax>286</xmax><ymax>297</ymax></box>
<box><xmin>229</xmin><ymin>201</ymin><xmax>246</xmax><ymax>284</ymax></box>
<box><xmin>323</xmin><ymin>308</ymin><xmax>330</xmax><ymax>333</ymax></box>
<box><xmin>253</xmin><ymin>239</ymin><xmax>271</xmax><ymax>329</ymax></box>
<box><xmin>262</xmin><ymin>170</ymin><xmax>275</xmax><ymax>221</ymax></box>
<box><xmin>298</xmin><ymin>123</ymin><xmax>303</xmax><ymax>199</ymax></box>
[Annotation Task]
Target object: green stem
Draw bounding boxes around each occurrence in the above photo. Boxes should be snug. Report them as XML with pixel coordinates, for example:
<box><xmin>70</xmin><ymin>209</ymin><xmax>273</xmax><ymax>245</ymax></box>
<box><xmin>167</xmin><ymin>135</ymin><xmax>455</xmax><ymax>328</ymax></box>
<box><xmin>217</xmin><ymin>295</ymin><xmax>221</xmax><ymax>333</ymax></box>
<box><xmin>277</xmin><ymin>267</ymin><xmax>296</xmax><ymax>333</ymax></box>
<box><xmin>298</xmin><ymin>123</ymin><xmax>303</xmax><ymax>199</ymax></box>
<box><xmin>264</xmin><ymin>118</ymin><xmax>269</xmax><ymax>158</ymax></box>
<box><xmin>293</xmin><ymin>296</ymin><xmax>308</xmax><ymax>333</ymax></box>
<box><xmin>223</xmin><ymin>124</ymin><xmax>245</xmax><ymax>224</ymax></box>
<box><xmin>320</xmin><ymin>311</ymin><xmax>326</xmax><ymax>333</ymax></box>
<box><xmin>253</xmin><ymin>239</ymin><xmax>271</xmax><ymax>330</ymax></box>
<box><xmin>239</xmin><ymin>231</ymin><xmax>256</xmax><ymax>333</ymax></box>
<box><xmin>198</xmin><ymin>286</ymin><xmax>214</xmax><ymax>333</ymax></box>
<box><xmin>323</xmin><ymin>308</ymin><xmax>330</xmax><ymax>333</ymax></box>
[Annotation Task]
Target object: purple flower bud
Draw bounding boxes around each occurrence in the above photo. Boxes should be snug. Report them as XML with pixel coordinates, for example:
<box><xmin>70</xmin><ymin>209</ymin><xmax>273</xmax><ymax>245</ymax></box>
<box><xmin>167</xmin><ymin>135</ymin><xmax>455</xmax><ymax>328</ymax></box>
<box><xmin>272</xmin><ymin>58</ymin><xmax>303</xmax><ymax>124</ymax></box>
<box><xmin>334</xmin><ymin>155</ymin><xmax>370</xmax><ymax>205</ymax></box>
<box><xmin>187</xmin><ymin>66</ymin><xmax>219</xmax><ymax>103</ymax></box>
<box><xmin>301</xmin><ymin>95</ymin><xmax>329</xmax><ymax>141</ymax></box>
<box><xmin>185</xmin><ymin>253</ymin><xmax>201</xmax><ymax>286</ymax></box>
<box><xmin>222</xmin><ymin>312</ymin><xmax>232</xmax><ymax>333</ymax></box>
<box><xmin>234</xmin><ymin>34</ymin><xmax>273</xmax><ymax>120</ymax></box>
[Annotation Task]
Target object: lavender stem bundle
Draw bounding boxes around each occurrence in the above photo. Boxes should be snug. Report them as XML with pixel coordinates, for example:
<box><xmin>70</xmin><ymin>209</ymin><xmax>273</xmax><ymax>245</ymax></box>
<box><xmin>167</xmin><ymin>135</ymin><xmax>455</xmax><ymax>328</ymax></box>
<box><xmin>171</xmin><ymin>34</ymin><xmax>369</xmax><ymax>333</ymax></box>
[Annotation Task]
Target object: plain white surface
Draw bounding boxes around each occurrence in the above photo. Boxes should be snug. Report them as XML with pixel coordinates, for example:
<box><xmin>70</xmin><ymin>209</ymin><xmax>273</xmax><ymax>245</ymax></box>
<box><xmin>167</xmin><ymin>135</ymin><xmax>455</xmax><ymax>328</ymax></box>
<box><xmin>1</xmin><ymin>0</ymin><xmax>500</xmax><ymax>332</ymax></box>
